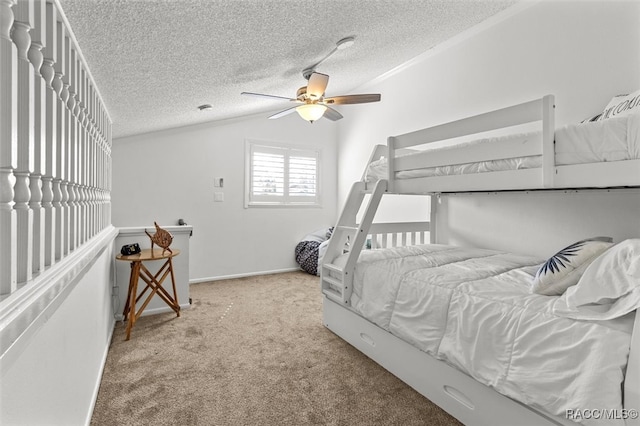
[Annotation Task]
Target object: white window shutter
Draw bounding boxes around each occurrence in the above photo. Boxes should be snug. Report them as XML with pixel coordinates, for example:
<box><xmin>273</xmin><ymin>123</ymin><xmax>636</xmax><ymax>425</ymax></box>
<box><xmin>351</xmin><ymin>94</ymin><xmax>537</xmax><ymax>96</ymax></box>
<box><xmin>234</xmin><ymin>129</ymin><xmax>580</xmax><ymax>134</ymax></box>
<box><xmin>247</xmin><ymin>142</ymin><xmax>320</xmax><ymax>206</ymax></box>
<box><xmin>288</xmin><ymin>152</ymin><xmax>318</xmax><ymax>202</ymax></box>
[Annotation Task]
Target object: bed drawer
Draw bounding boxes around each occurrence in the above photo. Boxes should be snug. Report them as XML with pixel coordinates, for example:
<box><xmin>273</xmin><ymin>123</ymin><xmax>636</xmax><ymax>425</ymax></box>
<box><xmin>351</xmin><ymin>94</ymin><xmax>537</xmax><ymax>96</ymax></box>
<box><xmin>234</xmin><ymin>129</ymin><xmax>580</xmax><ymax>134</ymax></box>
<box><xmin>322</xmin><ymin>296</ymin><xmax>573</xmax><ymax>426</ymax></box>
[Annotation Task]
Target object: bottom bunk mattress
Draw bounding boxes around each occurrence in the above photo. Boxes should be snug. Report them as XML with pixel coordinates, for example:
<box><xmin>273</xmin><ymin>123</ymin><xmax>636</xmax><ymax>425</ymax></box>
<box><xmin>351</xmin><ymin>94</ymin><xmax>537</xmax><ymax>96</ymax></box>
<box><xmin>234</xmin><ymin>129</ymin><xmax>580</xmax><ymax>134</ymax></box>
<box><xmin>328</xmin><ymin>244</ymin><xmax>635</xmax><ymax>424</ymax></box>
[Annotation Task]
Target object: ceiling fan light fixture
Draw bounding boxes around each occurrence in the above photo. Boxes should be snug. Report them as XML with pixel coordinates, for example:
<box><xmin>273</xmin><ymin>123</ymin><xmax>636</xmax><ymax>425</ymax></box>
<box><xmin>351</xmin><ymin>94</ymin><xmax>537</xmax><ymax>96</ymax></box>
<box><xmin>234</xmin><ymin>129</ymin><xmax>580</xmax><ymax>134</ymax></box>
<box><xmin>296</xmin><ymin>104</ymin><xmax>327</xmax><ymax>122</ymax></box>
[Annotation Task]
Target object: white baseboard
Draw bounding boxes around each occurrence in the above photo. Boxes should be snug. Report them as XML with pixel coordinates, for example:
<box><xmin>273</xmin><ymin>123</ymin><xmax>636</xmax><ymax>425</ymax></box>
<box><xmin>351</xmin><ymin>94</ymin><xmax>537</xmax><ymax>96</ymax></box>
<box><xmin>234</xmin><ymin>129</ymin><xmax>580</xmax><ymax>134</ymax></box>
<box><xmin>86</xmin><ymin>316</ymin><xmax>116</xmax><ymax>426</ymax></box>
<box><xmin>189</xmin><ymin>267</ymin><xmax>301</xmax><ymax>284</ymax></box>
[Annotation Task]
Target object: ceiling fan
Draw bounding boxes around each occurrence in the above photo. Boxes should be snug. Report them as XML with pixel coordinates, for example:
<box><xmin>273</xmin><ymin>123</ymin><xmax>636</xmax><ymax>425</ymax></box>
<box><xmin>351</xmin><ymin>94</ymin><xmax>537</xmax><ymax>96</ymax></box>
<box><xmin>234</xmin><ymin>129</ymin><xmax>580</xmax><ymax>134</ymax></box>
<box><xmin>241</xmin><ymin>37</ymin><xmax>381</xmax><ymax>123</ymax></box>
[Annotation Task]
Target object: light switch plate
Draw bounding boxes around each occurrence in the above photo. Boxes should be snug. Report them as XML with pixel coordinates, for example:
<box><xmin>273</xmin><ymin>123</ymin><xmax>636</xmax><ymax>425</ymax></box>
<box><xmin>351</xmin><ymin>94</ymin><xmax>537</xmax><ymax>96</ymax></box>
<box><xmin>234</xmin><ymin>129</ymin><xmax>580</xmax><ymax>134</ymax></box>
<box><xmin>214</xmin><ymin>192</ymin><xmax>224</xmax><ymax>202</ymax></box>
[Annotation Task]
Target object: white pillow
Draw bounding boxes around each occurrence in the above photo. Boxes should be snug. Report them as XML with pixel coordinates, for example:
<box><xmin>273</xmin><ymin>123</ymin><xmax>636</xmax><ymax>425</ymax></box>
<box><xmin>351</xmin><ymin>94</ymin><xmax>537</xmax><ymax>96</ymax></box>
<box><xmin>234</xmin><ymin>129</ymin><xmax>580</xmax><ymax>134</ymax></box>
<box><xmin>531</xmin><ymin>237</ymin><xmax>614</xmax><ymax>296</ymax></box>
<box><xmin>555</xmin><ymin>239</ymin><xmax>640</xmax><ymax>320</ymax></box>
<box><xmin>596</xmin><ymin>89</ymin><xmax>640</xmax><ymax>121</ymax></box>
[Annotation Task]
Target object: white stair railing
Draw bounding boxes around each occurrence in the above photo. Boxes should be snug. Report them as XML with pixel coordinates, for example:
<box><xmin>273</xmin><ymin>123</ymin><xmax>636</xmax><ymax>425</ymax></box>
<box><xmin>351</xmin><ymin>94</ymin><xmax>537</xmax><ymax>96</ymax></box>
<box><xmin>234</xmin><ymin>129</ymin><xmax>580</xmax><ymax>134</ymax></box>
<box><xmin>0</xmin><ymin>0</ymin><xmax>112</xmax><ymax>299</ymax></box>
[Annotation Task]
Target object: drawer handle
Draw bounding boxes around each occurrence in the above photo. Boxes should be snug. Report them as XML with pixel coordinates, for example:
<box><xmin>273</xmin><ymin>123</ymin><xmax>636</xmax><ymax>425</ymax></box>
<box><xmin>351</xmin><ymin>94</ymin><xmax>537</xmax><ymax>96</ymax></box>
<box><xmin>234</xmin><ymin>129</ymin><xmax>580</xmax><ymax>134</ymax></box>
<box><xmin>443</xmin><ymin>385</ymin><xmax>474</xmax><ymax>410</ymax></box>
<box><xmin>359</xmin><ymin>332</ymin><xmax>375</xmax><ymax>347</ymax></box>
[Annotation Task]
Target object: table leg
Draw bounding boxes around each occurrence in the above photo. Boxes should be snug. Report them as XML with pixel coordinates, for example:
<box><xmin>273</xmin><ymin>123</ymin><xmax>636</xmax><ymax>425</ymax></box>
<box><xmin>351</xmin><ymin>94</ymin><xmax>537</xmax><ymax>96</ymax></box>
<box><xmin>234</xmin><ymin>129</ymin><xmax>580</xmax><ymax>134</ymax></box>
<box><xmin>125</xmin><ymin>260</ymin><xmax>141</xmax><ymax>341</ymax></box>
<box><xmin>168</xmin><ymin>257</ymin><xmax>180</xmax><ymax>317</ymax></box>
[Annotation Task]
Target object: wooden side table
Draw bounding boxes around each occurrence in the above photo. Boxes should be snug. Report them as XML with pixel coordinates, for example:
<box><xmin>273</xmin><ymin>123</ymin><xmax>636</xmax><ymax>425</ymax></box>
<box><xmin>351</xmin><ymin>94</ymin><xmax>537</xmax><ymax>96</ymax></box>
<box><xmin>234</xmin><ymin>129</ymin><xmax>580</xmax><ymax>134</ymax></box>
<box><xmin>116</xmin><ymin>248</ymin><xmax>181</xmax><ymax>340</ymax></box>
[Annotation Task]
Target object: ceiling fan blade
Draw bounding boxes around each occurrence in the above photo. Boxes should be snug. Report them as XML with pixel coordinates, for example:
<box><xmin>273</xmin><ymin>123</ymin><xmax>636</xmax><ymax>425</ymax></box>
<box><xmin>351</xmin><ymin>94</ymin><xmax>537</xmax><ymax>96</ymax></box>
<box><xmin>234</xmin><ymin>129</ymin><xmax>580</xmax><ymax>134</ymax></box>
<box><xmin>324</xmin><ymin>94</ymin><xmax>381</xmax><ymax>105</ymax></box>
<box><xmin>268</xmin><ymin>106</ymin><xmax>298</xmax><ymax>119</ymax></box>
<box><xmin>306</xmin><ymin>72</ymin><xmax>329</xmax><ymax>99</ymax></box>
<box><xmin>241</xmin><ymin>92</ymin><xmax>297</xmax><ymax>102</ymax></box>
<box><xmin>323</xmin><ymin>106</ymin><xmax>343</xmax><ymax>121</ymax></box>
<box><xmin>323</xmin><ymin>93</ymin><xmax>380</xmax><ymax>105</ymax></box>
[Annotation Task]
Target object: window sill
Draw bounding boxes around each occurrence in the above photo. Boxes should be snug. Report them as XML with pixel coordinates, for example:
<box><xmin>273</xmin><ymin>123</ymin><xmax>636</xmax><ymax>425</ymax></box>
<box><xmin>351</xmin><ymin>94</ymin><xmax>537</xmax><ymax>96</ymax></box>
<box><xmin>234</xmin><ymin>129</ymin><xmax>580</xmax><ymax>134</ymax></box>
<box><xmin>245</xmin><ymin>202</ymin><xmax>322</xmax><ymax>209</ymax></box>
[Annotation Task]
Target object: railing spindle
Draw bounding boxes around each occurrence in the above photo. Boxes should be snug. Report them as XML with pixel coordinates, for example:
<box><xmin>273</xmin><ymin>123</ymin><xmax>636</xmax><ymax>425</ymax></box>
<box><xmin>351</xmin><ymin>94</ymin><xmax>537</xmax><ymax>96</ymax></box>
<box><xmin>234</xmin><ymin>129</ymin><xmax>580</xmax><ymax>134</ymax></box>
<box><xmin>40</xmin><ymin>0</ymin><xmax>57</xmax><ymax>267</ymax></box>
<box><xmin>11</xmin><ymin>0</ymin><xmax>35</xmax><ymax>284</ymax></box>
<box><xmin>0</xmin><ymin>0</ymin><xmax>18</xmax><ymax>295</ymax></box>
<box><xmin>51</xmin><ymin>16</ymin><xmax>66</xmax><ymax>260</ymax></box>
<box><xmin>27</xmin><ymin>0</ymin><xmax>46</xmax><ymax>275</ymax></box>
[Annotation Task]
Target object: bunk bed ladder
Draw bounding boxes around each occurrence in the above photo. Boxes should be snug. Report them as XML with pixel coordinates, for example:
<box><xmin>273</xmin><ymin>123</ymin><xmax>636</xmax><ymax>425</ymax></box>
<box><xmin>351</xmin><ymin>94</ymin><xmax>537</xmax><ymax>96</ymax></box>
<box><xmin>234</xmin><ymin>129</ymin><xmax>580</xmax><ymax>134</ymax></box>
<box><xmin>321</xmin><ymin>179</ymin><xmax>388</xmax><ymax>306</ymax></box>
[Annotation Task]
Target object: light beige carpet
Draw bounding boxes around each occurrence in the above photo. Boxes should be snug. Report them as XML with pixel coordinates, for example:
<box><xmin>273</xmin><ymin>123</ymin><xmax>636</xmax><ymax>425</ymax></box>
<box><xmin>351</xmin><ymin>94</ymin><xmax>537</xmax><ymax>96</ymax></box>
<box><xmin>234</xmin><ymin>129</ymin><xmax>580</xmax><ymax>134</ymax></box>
<box><xmin>91</xmin><ymin>271</ymin><xmax>461</xmax><ymax>426</ymax></box>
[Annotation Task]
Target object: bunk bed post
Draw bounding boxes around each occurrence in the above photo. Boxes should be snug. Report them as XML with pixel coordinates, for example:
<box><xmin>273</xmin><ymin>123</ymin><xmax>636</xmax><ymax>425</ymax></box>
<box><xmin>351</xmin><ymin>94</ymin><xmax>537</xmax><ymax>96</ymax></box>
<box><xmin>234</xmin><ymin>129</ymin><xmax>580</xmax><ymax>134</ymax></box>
<box><xmin>541</xmin><ymin>95</ymin><xmax>555</xmax><ymax>188</ymax></box>
<box><xmin>429</xmin><ymin>193</ymin><xmax>438</xmax><ymax>244</ymax></box>
<box><xmin>387</xmin><ymin>136</ymin><xmax>396</xmax><ymax>193</ymax></box>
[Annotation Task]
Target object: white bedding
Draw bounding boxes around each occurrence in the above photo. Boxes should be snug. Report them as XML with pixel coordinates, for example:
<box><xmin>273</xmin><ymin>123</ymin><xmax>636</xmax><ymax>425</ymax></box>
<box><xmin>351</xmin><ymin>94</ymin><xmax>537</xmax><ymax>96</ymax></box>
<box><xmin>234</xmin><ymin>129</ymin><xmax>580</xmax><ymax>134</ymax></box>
<box><xmin>330</xmin><ymin>244</ymin><xmax>634</xmax><ymax>425</ymax></box>
<box><xmin>365</xmin><ymin>112</ymin><xmax>640</xmax><ymax>181</ymax></box>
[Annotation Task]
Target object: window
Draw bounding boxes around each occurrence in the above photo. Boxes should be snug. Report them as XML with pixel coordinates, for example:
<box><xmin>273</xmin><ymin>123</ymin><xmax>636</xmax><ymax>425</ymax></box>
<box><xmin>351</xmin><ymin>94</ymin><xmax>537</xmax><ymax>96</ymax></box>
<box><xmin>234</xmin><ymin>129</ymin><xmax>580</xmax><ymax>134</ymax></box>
<box><xmin>245</xmin><ymin>141</ymin><xmax>320</xmax><ymax>207</ymax></box>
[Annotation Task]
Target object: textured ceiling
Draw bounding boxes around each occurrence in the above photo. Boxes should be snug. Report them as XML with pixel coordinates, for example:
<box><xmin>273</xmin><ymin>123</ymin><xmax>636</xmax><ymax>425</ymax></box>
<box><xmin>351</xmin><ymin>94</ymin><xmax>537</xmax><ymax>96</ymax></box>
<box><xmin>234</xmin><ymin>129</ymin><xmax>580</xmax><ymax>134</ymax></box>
<box><xmin>57</xmin><ymin>0</ymin><xmax>517</xmax><ymax>139</ymax></box>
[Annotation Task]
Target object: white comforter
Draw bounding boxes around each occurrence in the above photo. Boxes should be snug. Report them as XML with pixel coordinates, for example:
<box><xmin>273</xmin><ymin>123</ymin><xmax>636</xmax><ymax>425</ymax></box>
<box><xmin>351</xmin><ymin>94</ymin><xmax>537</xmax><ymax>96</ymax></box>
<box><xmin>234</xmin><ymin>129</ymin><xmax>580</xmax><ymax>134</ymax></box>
<box><xmin>332</xmin><ymin>244</ymin><xmax>634</xmax><ymax>425</ymax></box>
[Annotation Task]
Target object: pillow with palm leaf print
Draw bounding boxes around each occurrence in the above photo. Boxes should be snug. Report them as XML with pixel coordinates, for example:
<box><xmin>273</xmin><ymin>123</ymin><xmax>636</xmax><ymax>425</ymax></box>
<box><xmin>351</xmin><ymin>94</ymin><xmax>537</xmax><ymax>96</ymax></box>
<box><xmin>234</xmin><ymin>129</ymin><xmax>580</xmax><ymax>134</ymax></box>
<box><xmin>532</xmin><ymin>237</ymin><xmax>614</xmax><ymax>296</ymax></box>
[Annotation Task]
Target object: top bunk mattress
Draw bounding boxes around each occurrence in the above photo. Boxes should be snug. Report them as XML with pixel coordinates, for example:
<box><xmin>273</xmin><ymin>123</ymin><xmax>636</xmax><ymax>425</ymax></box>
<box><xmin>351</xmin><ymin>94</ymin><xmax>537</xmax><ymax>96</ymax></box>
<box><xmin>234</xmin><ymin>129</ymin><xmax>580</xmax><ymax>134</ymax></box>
<box><xmin>365</xmin><ymin>112</ymin><xmax>640</xmax><ymax>182</ymax></box>
<box><xmin>328</xmin><ymin>243</ymin><xmax>635</xmax><ymax>424</ymax></box>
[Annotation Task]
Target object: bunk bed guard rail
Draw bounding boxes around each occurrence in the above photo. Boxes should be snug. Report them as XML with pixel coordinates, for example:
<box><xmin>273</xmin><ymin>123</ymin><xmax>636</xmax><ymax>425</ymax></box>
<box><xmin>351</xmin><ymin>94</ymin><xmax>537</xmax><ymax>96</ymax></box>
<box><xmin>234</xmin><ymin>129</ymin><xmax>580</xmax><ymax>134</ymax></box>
<box><xmin>386</xmin><ymin>95</ymin><xmax>555</xmax><ymax>193</ymax></box>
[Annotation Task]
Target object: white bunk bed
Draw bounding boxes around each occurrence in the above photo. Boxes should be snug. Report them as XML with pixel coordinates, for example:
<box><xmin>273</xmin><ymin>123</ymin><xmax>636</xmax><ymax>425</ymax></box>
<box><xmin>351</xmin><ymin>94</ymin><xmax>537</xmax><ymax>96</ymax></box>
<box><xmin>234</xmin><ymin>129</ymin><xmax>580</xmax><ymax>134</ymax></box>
<box><xmin>321</xmin><ymin>95</ymin><xmax>640</xmax><ymax>426</ymax></box>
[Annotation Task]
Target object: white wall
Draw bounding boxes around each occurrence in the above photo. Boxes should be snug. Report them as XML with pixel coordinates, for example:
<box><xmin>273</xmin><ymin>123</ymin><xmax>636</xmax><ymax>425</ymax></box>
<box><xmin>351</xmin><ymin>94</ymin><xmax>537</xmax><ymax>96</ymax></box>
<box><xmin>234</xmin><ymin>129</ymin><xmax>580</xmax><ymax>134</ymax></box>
<box><xmin>111</xmin><ymin>113</ymin><xmax>338</xmax><ymax>281</ymax></box>
<box><xmin>337</xmin><ymin>0</ymin><xmax>640</xmax><ymax>253</ymax></box>
<box><xmin>0</xmin><ymin>238</ymin><xmax>116</xmax><ymax>426</ymax></box>
<box><xmin>436</xmin><ymin>189</ymin><xmax>640</xmax><ymax>258</ymax></box>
